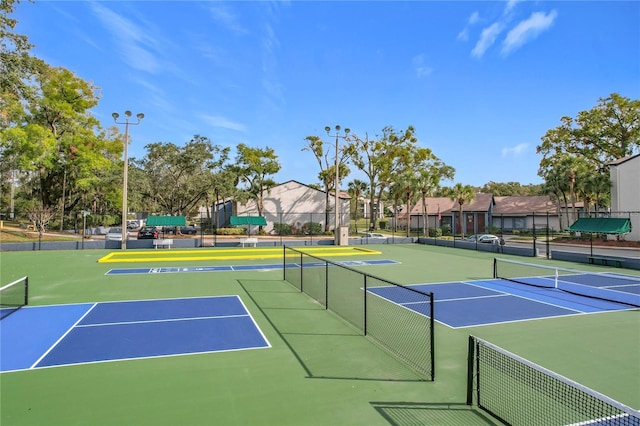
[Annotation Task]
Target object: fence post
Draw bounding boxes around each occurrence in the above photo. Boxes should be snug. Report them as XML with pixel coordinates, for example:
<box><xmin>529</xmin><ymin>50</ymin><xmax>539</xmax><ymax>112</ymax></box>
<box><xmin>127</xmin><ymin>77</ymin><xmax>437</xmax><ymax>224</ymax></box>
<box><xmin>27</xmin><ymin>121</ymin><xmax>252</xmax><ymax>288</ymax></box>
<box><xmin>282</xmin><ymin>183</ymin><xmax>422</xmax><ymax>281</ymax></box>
<box><xmin>532</xmin><ymin>211</ymin><xmax>537</xmax><ymax>255</ymax></box>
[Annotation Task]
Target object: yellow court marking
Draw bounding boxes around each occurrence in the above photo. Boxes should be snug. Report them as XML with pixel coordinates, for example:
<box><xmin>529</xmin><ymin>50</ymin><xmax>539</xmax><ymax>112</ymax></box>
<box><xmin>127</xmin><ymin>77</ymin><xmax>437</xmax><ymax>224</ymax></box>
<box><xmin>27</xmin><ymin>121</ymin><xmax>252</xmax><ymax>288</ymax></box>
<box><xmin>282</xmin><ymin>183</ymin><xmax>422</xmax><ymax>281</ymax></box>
<box><xmin>98</xmin><ymin>246</ymin><xmax>381</xmax><ymax>263</ymax></box>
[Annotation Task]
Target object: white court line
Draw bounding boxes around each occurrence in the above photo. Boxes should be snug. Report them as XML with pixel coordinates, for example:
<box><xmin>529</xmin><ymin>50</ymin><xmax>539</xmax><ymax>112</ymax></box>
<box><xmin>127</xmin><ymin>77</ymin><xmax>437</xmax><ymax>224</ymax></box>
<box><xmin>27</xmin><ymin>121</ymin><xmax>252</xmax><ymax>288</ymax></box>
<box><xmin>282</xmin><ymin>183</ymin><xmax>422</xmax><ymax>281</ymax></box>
<box><xmin>30</xmin><ymin>303</ymin><xmax>98</xmax><ymax>369</ymax></box>
<box><xmin>75</xmin><ymin>313</ymin><xmax>250</xmax><ymax>328</ymax></box>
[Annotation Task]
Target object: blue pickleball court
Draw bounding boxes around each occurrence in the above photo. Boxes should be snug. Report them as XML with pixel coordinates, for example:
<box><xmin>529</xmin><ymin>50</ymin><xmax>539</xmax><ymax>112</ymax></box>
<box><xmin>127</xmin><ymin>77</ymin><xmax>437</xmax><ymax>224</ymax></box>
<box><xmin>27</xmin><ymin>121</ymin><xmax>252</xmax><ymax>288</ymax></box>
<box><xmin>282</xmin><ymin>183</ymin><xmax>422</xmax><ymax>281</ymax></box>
<box><xmin>368</xmin><ymin>276</ymin><xmax>639</xmax><ymax>329</ymax></box>
<box><xmin>1</xmin><ymin>296</ymin><xmax>270</xmax><ymax>373</ymax></box>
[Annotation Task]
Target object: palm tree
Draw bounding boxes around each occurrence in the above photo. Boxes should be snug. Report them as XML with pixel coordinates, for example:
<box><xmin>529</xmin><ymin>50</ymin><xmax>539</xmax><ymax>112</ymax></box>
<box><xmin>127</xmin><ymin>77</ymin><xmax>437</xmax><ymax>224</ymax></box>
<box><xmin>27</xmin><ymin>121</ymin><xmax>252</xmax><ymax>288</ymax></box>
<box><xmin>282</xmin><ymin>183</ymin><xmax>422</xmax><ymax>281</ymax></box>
<box><xmin>347</xmin><ymin>179</ymin><xmax>368</xmax><ymax>234</ymax></box>
<box><xmin>416</xmin><ymin>166</ymin><xmax>454</xmax><ymax>236</ymax></box>
<box><xmin>447</xmin><ymin>183</ymin><xmax>475</xmax><ymax>238</ymax></box>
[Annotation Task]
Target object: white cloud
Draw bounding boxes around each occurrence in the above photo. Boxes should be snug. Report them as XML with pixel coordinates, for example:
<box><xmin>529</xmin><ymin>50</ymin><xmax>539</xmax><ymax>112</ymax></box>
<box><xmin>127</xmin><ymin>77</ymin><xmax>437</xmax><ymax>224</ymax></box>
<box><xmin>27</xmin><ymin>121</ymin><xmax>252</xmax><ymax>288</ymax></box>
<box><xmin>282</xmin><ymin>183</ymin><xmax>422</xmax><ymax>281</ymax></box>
<box><xmin>471</xmin><ymin>23</ymin><xmax>503</xmax><ymax>58</ymax></box>
<box><xmin>201</xmin><ymin>115</ymin><xmax>247</xmax><ymax>132</ymax></box>
<box><xmin>206</xmin><ymin>4</ymin><xmax>248</xmax><ymax>35</ymax></box>
<box><xmin>91</xmin><ymin>3</ymin><xmax>160</xmax><ymax>73</ymax></box>
<box><xmin>504</xmin><ymin>0</ymin><xmax>522</xmax><ymax>16</ymax></box>
<box><xmin>468</xmin><ymin>11</ymin><xmax>480</xmax><ymax>24</ymax></box>
<box><xmin>457</xmin><ymin>11</ymin><xmax>480</xmax><ymax>42</ymax></box>
<box><xmin>412</xmin><ymin>54</ymin><xmax>433</xmax><ymax>78</ymax></box>
<box><xmin>457</xmin><ymin>28</ymin><xmax>469</xmax><ymax>42</ymax></box>
<box><xmin>502</xmin><ymin>10</ymin><xmax>558</xmax><ymax>55</ymax></box>
<box><xmin>501</xmin><ymin>143</ymin><xmax>529</xmax><ymax>157</ymax></box>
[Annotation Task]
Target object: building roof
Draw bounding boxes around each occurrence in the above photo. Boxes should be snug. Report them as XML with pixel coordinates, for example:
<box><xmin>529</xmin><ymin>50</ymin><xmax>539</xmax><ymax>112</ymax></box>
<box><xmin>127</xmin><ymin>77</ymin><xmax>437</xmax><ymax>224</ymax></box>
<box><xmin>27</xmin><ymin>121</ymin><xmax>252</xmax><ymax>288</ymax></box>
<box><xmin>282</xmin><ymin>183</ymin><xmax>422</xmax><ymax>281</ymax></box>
<box><xmin>493</xmin><ymin>196</ymin><xmax>556</xmax><ymax>215</ymax></box>
<box><xmin>460</xmin><ymin>193</ymin><xmax>494</xmax><ymax>212</ymax></box>
<box><xmin>279</xmin><ymin>180</ymin><xmax>351</xmax><ymax>200</ymax></box>
<box><xmin>402</xmin><ymin>194</ymin><xmax>583</xmax><ymax>218</ymax></box>
<box><xmin>408</xmin><ymin>197</ymin><xmax>457</xmax><ymax>215</ymax></box>
<box><xmin>607</xmin><ymin>153</ymin><xmax>640</xmax><ymax>167</ymax></box>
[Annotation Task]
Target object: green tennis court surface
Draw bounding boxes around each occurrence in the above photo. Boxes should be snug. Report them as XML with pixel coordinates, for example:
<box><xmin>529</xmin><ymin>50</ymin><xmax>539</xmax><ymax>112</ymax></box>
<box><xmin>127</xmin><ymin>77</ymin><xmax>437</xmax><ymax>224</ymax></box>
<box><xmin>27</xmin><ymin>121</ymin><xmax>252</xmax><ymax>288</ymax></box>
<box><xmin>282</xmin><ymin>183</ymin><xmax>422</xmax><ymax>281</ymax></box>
<box><xmin>1</xmin><ymin>245</ymin><xmax>638</xmax><ymax>425</ymax></box>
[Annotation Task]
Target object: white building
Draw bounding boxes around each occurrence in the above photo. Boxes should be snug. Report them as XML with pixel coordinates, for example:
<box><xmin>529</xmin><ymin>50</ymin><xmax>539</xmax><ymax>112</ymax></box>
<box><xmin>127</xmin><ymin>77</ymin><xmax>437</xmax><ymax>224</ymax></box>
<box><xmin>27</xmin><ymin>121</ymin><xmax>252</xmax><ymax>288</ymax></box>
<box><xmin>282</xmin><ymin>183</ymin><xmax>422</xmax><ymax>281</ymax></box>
<box><xmin>233</xmin><ymin>180</ymin><xmax>350</xmax><ymax>234</ymax></box>
<box><xmin>609</xmin><ymin>154</ymin><xmax>640</xmax><ymax>241</ymax></box>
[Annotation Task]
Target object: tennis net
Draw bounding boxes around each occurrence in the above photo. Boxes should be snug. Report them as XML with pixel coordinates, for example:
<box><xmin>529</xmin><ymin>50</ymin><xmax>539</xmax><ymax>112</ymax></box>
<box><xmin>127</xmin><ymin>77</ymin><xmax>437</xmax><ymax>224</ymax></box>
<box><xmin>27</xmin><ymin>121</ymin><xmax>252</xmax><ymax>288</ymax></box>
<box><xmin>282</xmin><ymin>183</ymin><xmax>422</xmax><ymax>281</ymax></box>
<box><xmin>283</xmin><ymin>246</ymin><xmax>435</xmax><ymax>381</ymax></box>
<box><xmin>493</xmin><ymin>258</ymin><xmax>640</xmax><ymax>307</ymax></box>
<box><xmin>467</xmin><ymin>335</ymin><xmax>640</xmax><ymax>425</ymax></box>
<box><xmin>0</xmin><ymin>276</ymin><xmax>28</xmax><ymax>320</ymax></box>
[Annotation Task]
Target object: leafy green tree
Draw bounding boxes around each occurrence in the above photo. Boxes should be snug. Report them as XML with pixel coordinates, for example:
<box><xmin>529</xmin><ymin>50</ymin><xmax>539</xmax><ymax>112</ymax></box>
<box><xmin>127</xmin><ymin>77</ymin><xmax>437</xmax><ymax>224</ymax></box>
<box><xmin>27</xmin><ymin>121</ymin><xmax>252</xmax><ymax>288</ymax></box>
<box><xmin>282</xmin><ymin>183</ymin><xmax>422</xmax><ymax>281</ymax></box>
<box><xmin>303</xmin><ymin>134</ymin><xmax>353</xmax><ymax>231</ymax></box>
<box><xmin>537</xmin><ymin>93</ymin><xmax>639</xmax><ymax>218</ymax></box>
<box><xmin>2</xmin><ymin>65</ymin><xmax>118</xmax><ymax>224</ymax></box>
<box><xmin>132</xmin><ymin>136</ymin><xmax>229</xmax><ymax>216</ymax></box>
<box><xmin>349</xmin><ymin>126</ymin><xmax>421</xmax><ymax>230</ymax></box>
<box><xmin>577</xmin><ymin>171</ymin><xmax>610</xmax><ymax>214</ymax></box>
<box><xmin>538</xmin><ymin>94</ymin><xmax>639</xmax><ymax>167</ymax></box>
<box><xmin>446</xmin><ymin>183</ymin><xmax>475</xmax><ymax>238</ymax></box>
<box><xmin>347</xmin><ymin>179</ymin><xmax>368</xmax><ymax>233</ymax></box>
<box><xmin>1</xmin><ymin>0</ymin><xmax>44</xmax><ymax>112</ymax></box>
<box><xmin>207</xmin><ymin>166</ymin><xmax>245</xmax><ymax>229</ymax></box>
<box><xmin>235</xmin><ymin>143</ymin><xmax>281</xmax><ymax>224</ymax></box>
<box><xmin>480</xmin><ymin>181</ymin><xmax>544</xmax><ymax>196</ymax></box>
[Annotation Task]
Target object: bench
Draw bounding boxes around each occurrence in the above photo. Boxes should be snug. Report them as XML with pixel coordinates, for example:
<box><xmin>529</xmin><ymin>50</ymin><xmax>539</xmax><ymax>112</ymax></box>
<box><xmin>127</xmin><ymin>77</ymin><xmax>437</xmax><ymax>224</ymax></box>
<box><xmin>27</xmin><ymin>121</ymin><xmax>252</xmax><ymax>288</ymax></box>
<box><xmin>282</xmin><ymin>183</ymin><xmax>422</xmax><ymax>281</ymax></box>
<box><xmin>588</xmin><ymin>256</ymin><xmax>622</xmax><ymax>267</ymax></box>
<box><xmin>240</xmin><ymin>237</ymin><xmax>258</xmax><ymax>247</ymax></box>
<box><xmin>153</xmin><ymin>238</ymin><xmax>173</xmax><ymax>249</ymax></box>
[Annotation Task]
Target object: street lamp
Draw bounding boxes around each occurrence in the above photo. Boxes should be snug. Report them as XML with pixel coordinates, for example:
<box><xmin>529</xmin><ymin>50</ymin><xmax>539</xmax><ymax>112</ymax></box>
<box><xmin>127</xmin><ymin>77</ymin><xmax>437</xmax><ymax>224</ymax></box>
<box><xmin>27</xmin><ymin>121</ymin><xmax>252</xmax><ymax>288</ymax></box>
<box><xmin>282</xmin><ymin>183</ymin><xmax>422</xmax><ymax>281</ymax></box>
<box><xmin>324</xmin><ymin>125</ymin><xmax>350</xmax><ymax>245</ymax></box>
<box><xmin>113</xmin><ymin>110</ymin><xmax>144</xmax><ymax>250</ymax></box>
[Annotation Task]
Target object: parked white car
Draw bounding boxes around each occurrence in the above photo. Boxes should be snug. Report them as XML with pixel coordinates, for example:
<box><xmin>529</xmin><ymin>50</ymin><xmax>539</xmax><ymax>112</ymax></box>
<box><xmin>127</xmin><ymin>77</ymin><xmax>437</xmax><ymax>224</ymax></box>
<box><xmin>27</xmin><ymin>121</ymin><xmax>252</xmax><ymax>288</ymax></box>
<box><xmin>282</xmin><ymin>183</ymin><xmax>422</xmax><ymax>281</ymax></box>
<box><xmin>466</xmin><ymin>234</ymin><xmax>500</xmax><ymax>244</ymax></box>
<box><xmin>106</xmin><ymin>227</ymin><xmax>124</xmax><ymax>241</ymax></box>
<box><xmin>365</xmin><ymin>232</ymin><xmax>388</xmax><ymax>239</ymax></box>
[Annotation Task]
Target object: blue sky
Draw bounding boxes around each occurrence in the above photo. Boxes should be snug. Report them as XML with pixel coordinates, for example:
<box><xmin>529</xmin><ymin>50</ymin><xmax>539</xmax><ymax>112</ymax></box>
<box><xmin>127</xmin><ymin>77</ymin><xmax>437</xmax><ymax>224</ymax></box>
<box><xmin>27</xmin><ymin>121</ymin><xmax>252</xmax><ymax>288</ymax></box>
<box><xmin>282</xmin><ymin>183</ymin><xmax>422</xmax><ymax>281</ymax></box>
<box><xmin>15</xmin><ymin>1</ymin><xmax>640</xmax><ymax>188</ymax></box>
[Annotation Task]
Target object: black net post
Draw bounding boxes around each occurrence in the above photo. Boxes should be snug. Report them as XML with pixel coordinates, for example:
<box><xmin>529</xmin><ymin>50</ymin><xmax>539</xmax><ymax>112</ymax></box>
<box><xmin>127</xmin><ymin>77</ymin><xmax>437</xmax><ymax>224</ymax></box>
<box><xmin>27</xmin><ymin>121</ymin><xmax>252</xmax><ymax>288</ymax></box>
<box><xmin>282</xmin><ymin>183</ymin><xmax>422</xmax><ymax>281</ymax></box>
<box><xmin>466</xmin><ymin>335</ymin><xmax>475</xmax><ymax>405</ymax></box>
<box><xmin>429</xmin><ymin>295</ymin><xmax>435</xmax><ymax>381</ymax></box>
<box><xmin>324</xmin><ymin>261</ymin><xmax>329</xmax><ymax>310</ymax></box>
<box><xmin>363</xmin><ymin>274</ymin><xmax>368</xmax><ymax>336</ymax></box>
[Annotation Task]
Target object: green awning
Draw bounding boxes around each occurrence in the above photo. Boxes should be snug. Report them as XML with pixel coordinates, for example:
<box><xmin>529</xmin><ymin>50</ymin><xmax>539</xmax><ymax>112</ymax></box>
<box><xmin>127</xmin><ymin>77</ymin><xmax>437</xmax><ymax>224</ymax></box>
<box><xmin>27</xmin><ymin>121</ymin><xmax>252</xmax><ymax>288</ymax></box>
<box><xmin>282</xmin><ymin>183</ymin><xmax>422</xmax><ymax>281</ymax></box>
<box><xmin>566</xmin><ymin>218</ymin><xmax>631</xmax><ymax>234</ymax></box>
<box><xmin>145</xmin><ymin>216</ymin><xmax>186</xmax><ymax>226</ymax></box>
<box><xmin>230</xmin><ymin>216</ymin><xmax>267</xmax><ymax>226</ymax></box>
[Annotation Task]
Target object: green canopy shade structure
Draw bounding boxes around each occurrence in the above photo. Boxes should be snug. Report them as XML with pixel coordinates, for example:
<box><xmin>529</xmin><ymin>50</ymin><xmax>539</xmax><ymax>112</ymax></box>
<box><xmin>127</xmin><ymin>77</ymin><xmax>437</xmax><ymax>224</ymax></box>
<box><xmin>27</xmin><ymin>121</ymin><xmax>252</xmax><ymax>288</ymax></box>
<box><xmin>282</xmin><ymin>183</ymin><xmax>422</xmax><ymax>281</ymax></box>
<box><xmin>230</xmin><ymin>216</ymin><xmax>267</xmax><ymax>226</ymax></box>
<box><xmin>566</xmin><ymin>218</ymin><xmax>631</xmax><ymax>234</ymax></box>
<box><xmin>566</xmin><ymin>217</ymin><xmax>632</xmax><ymax>257</ymax></box>
<box><xmin>145</xmin><ymin>216</ymin><xmax>186</xmax><ymax>226</ymax></box>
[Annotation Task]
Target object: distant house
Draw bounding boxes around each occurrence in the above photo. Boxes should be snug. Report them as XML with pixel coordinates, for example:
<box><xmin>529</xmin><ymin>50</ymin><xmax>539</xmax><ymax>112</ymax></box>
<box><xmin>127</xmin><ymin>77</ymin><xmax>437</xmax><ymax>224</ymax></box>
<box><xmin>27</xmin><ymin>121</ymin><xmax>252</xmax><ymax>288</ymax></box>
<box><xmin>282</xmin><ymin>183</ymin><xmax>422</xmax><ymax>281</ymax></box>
<box><xmin>395</xmin><ymin>197</ymin><xmax>457</xmax><ymax>232</ymax></box>
<box><xmin>493</xmin><ymin>196</ymin><xmax>559</xmax><ymax>232</ymax></box>
<box><xmin>356</xmin><ymin>197</ymin><xmax>384</xmax><ymax>220</ymax></box>
<box><xmin>217</xmin><ymin>180</ymin><xmax>350</xmax><ymax>234</ymax></box>
<box><xmin>609</xmin><ymin>153</ymin><xmax>640</xmax><ymax>241</ymax></box>
<box><xmin>398</xmin><ymin>194</ymin><xmax>581</xmax><ymax>235</ymax></box>
<box><xmin>400</xmin><ymin>194</ymin><xmax>496</xmax><ymax>236</ymax></box>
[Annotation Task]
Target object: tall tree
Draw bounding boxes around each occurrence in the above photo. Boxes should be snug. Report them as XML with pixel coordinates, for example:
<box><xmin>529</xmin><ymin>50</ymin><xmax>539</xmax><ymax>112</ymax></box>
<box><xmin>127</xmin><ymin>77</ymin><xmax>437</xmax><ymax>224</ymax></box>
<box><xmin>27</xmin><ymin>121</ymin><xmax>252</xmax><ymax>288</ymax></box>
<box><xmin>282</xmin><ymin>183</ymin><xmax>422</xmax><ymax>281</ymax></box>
<box><xmin>235</xmin><ymin>143</ymin><xmax>281</xmax><ymax>224</ymax></box>
<box><xmin>480</xmin><ymin>181</ymin><xmax>544</xmax><ymax>196</ymax></box>
<box><xmin>1</xmin><ymin>0</ymin><xmax>44</xmax><ymax>112</ymax></box>
<box><xmin>349</xmin><ymin>126</ymin><xmax>421</xmax><ymax>231</ymax></box>
<box><xmin>303</xmin><ymin>135</ymin><xmax>353</xmax><ymax>231</ymax></box>
<box><xmin>347</xmin><ymin>179</ymin><xmax>368</xmax><ymax>234</ymax></box>
<box><xmin>132</xmin><ymin>136</ymin><xmax>229</xmax><ymax>216</ymax></box>
<box><xmin>1</xmin><ymin>65</ymin><xmax>118</xmax><ymax>218</ymax></box>
<box><xmin>538</xmin><ymin>93</ymin><xmax>640</xmax><ymax>167</ymax></box>
<box><xmin>537</xmin><ymin>93</ymin><xmax>640</xmax><ymax>217</ymax></box>
<box><xmin>446</xmin><ymin>183</ymin><xmax>475</xmax><ymax>238</ymax></box>
<box><xmin>416</xmin><ymin>165</ymin><xmax>455</xmax><ymax>236</ymax></box>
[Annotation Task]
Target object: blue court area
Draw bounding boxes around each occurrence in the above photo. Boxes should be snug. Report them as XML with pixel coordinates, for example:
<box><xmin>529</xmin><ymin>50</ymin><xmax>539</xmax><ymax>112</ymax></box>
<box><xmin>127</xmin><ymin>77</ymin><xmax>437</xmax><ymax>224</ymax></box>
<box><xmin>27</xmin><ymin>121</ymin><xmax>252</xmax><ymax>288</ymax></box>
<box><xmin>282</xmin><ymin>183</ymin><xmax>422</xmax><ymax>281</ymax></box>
<box><xmin>0</xmin><ymin>296</ymin><xmax>270</xmax><ymax>373</ymax></box>
<box><xmin>369</xmin><ymin>273</ymin><xmax>640</xmax><ymax>328</ymax></box>
<box><xmin>105</xmin><ymin>259</ymin><xmax>399</xmax><ymax>275</ymax></box>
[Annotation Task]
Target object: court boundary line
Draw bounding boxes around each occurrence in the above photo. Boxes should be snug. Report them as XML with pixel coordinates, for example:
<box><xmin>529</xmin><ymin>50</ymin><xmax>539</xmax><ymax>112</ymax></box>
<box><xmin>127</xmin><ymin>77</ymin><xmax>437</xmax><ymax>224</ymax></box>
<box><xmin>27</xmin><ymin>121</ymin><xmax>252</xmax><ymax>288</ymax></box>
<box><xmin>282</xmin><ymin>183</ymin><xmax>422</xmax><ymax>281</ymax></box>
<box><xmin>75</xmin><ymin>313</ymin><xmax>251</xmax><ymax>328</ymax></box>
<box><xmin>98</xmin><ymin>246</ymin><xmax>382</xmax><ymax>263</ymax></box>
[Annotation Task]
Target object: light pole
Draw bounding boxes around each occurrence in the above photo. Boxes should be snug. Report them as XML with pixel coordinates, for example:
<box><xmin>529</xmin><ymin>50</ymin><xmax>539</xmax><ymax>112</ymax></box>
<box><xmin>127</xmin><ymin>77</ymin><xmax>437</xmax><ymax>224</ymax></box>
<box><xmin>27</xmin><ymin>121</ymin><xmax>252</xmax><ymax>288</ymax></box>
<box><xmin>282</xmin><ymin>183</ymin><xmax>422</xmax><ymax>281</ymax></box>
<box><xmin>324</xmin><ymin>125</ymin><xmax>350</xmax><ymax>245</ymax></box>
<box><xmin>113</xmin><ymin>111</ymin><xmax>144</xmax><ymax>250</ymax></box>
